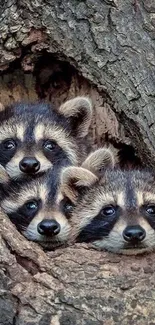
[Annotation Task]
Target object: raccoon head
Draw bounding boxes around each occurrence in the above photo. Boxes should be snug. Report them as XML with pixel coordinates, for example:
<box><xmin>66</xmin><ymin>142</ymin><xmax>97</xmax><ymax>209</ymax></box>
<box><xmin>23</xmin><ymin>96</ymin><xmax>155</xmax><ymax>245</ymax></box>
<box><xmin>60</xmin><ymin>148</ymin><xmax>116</xmax><ymax>235</ymax></box>
<box><xmin>0</xmin><ymin>97</ymin><xmax>92</xmax><ymax>179</ymax></box>
<box><xmin>0</xmin><ymin>169</ymin><xmax>71</xmax><ymax>249</ymax></box>
<box><xmin>61</xmin><ymin>150</ymin><xmax>155</xmax><ymax>255</ymax></box>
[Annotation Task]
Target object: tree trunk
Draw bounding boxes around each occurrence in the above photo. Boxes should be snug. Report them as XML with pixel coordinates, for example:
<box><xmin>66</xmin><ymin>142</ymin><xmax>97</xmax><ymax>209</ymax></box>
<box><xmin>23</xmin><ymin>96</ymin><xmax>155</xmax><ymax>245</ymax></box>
<box><xmin>0</xmin><ymin>1</ymin><xmax>155</xmax><ymax>324</ymax></box>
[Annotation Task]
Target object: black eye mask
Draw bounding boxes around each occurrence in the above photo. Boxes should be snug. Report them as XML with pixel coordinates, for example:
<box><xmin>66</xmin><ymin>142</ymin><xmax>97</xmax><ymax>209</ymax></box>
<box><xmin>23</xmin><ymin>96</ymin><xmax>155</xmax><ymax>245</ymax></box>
<box><xmin>76</xmin><ymin>205</ymin><xmax>119</xmax><ymax>243</ymax></box>
<box><xmin>142</xmin><ymin>204</ymin><xmax>155</xmax><ymax>229</ymax></box>
<box><xmin>0</xmin><ymin>138</ymin><xmax>18</xmax><ymax>166</ymax></box>
<box><xmin>42</xmin><ymin>139</ymin><xmax>71</xmax><ymax>167</ymax></box>
<box><xmin>60</xmin><ymin>197</ymin><xmax>75</xmax><ymax>219</ymax></box>
<box><xmin>7</xmin><ymin>199</ymin><xmax>41</xmax><ymax>231</ymax></box>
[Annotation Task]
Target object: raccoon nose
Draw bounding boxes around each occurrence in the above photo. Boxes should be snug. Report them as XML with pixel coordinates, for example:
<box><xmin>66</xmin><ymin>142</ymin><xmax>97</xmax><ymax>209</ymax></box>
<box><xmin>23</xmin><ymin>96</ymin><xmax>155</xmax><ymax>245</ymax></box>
<box><xmin>37</xmin><ymin>219</ymin><xmax>60</xmax><ymax>236</ymax></box>
<box><xmin>123</xmin><ymin>225</ymin><xmax>146</xmax><ymax>243</ymax></box>
<box><xmin>19</xmin><ymin>157</ymin><xmax>40</xmax><ymax>173</ymax></box>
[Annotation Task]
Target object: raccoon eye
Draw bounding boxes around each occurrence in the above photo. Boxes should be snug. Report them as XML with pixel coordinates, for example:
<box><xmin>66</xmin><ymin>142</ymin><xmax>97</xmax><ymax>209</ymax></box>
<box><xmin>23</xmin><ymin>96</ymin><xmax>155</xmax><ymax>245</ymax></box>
<box><xmin>64</xmin><ymin>203</ymin><xmax>73</xmax><ymax>213</ymax></box>
<box><xmin>43</xmin><ymin>140</ymin><xmax>57</xmax><ymax>151</ymax></box>
<box><xmin>3</xmin><ymin>139</ymin><xmax>16</xmax><ymax>150</ymax></box>
<box><xmin>100</xmin><ymin>205</ymin><xmax>116</xmax><ymax>217</ymax></box>
<box><xmin>145</xmin><ymin>205</ymin><xmax>155</xmax><ymax>215</ymax></box>
<box><xmin>25</xmin><ymin>200</ymin><xmax>38</xmax><ymax>211</ymax></box>
<box><xmin>61</xmin><ymin>198</ymin><xmax>74</xmax><ymax>219</ymax></box>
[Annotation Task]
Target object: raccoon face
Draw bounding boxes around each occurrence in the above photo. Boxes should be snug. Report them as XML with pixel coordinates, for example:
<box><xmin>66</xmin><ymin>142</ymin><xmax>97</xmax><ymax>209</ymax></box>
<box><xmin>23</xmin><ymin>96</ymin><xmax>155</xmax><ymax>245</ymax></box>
<box><xmin>0</xmin><ymin>97</ymin><xmax>92</xmax><ymax>179</ymax></box>
<box><xmin>1</xmin><ymin>170</ymin><xmax>71</xmax><ymax>249</ymax></box>
<box><xmin>61</xmin><ymin>153</ymin><xmax>155</xmax><ymax>254</ymax></box>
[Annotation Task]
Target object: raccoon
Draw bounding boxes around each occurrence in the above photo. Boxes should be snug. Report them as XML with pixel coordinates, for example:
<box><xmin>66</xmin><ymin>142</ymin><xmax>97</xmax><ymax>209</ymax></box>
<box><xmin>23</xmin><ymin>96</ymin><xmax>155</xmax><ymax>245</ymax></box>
<box><xmin>0</xmin><ymin>148</ymin><xmax>115</xmax><ymax>248</ymax></box>
<box><xmin>0</xmin><ymin>166</ymin><xmax>72</xmax><ymax>249</ymax></box>
<box><xmin>0</xmin><ymin>164</ymin><xmax>10</xmax><ymax>195</ymax></box>
<box><xmin>60</xmin><ymin>149</ymin><xmax>155</xmax><ymax>255</ymax></box>
<box><xmin>0</xmin><ymin>97</ymin><xmax>92</xmax><ymax>179</ymax></box>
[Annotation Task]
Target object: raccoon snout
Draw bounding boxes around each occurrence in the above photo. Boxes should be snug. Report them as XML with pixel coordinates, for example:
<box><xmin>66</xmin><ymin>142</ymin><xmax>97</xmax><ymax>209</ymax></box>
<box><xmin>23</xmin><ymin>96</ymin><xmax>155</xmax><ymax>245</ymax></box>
<box><xmin>19</xmin><ymin>157</ymin><xmax>40</xmax><ymax>174</ymax></box>
<box><xmin>123</xmin><ymin>225</ymin><xmax>146</xmax><ymax>243</ymax></box>
<box><xmin>37</xmin><ymin>219</ymin><xmax>60</xmax><ymax>237</ymax></box>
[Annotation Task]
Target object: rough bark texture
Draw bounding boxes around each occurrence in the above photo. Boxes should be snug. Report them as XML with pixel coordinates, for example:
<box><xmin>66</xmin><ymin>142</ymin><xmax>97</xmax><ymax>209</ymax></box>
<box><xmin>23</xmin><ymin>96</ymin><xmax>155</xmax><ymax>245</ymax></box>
<box><xmin>2</xmin><ymin>0</ymin><xmax>155</xmax><ymax>164</ymax></box>
<box><xmin>1</xmin><ymin>210</ymin><xmax>155</xmax><ymax>325</ymax></box>
<box><xmin>1</xmin><ymin>1</ymin><xmax>155</xmax><ymax>324</ymax></box>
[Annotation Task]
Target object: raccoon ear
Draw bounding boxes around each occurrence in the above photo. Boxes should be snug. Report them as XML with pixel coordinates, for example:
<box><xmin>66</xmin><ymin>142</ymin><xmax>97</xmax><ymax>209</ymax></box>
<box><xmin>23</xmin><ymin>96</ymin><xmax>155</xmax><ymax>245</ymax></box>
<box><xmin>0</xmin><ymin>165</ymin><xmax>10</xmax><ymax>183</ymax></box>
<box><xmin>61</xmin><ymin>166</ymin><xmax>97</xmax><ymax>203</ymax></box>
<box><xmin>58</xmin><ymin>97</ymin><xmax>92</xmax><ymax>137</ymax></box>
<box><xmin>82</xmin><ymin>147</ymin><xmax>118</xmax><ymax>177</ymax></box>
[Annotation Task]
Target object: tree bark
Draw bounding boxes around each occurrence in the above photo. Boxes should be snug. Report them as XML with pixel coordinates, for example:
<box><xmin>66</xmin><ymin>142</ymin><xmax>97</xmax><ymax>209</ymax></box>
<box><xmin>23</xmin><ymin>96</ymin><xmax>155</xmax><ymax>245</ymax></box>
<box><xmin>1</xmin><ymin>0</ymin><xmax>155</xmax><ymax>164</ymax></box>
<box><xmin>1</xmin><ymin>1</ymin><xmax>155</xmax><ymax>324</ymax></box>
<box><xmin>1</xmin><ymin>210</ymin><xmax>155</xmax><ymax>325</ymax></box>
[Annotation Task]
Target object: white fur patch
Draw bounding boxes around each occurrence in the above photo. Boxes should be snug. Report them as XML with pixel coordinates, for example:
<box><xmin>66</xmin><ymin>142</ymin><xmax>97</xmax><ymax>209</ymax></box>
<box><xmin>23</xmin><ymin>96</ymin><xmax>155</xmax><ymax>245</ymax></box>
<box><xmin>5</xmin><ymin>151</ymin><xmax>25</xmax><ymax>179</ymax></box>
<box><xmin>0</xmin><ymin>121</ymin><xmax>25</xmax><ymax>142</ymax></box>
